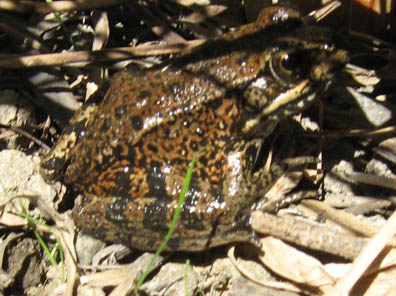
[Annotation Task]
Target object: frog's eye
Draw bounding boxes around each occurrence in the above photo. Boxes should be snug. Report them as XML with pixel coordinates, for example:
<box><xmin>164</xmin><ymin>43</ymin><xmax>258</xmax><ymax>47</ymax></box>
<box><xmin>270</xmin><ymin>50</ymin><xmax>307</xmax><ymax>85</ymax></box>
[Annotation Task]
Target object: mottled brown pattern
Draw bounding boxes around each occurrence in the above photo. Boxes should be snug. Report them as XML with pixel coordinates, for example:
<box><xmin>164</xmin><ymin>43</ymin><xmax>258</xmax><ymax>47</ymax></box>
<box><xmin>41</xmin><ymin>6</ymin><xmax>348</xmax><ymax>251</ymax></box>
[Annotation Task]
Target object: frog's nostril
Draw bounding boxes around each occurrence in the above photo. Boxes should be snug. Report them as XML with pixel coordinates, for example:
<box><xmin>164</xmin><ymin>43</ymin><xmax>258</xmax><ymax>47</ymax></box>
<box><xmin>331</xmin><ymin>49</ymin><xmax>349</xmax><ymax>65</ymax></box>
<box><xmin>311</xmin><ymin>63</ymin><xmax>335</xmax><ymax>82</ymax></box>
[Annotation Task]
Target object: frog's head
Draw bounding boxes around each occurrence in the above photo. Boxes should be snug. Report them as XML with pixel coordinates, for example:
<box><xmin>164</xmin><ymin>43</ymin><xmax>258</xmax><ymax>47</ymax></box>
<box><xmin>241</xmin><ymin>14</ymin><xmax>348</xmax><ymax>137</ymax></box>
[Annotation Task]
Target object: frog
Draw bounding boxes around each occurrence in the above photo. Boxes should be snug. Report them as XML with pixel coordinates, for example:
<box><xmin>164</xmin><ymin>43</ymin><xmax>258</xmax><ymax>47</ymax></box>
<box><xmin>40</xmin><ymin>6</ymin><xmax>348</xmax><ymax>251</ymax></box>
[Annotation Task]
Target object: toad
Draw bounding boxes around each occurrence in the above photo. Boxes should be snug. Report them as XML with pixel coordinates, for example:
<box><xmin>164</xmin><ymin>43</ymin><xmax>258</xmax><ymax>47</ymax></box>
<box><xmin>41</xmin><ymin>6</ymin><xmax>348</xmax><ymax>251</ymax></box>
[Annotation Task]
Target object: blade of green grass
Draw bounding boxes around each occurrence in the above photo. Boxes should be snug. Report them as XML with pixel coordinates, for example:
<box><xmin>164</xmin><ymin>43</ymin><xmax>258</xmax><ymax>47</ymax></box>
<box><xmin>18</xmin><ymin>200</ymin><xmax>65</xmax><ymax>281</ymax></box>
<box><xmin>135</xmin><ymin>152</ymin><xmax>198</xmax><ymax>290</ymax></box>
<box><xmin>45</xmin><ymin>0</ymin><xmax>78</xmax><ymax>49</ymax></box>
<box><xmin>19</xmin><ymin>201</ymin><xmax>58</xmax><ymax>266</ymax></box>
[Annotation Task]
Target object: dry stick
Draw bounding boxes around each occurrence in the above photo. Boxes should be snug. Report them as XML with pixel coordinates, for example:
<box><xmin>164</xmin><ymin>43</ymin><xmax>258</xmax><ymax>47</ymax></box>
<box><xmin>324</xmin><ymin>126</ymin><xmax>396</xmax><ymax>138</ymax></box>
<box><xmin>302</xmin><ymin>126</ymin><xmax>396</xmax><ymax>139</ymax></box>
<box><xmin>302</xmin><ymin>199</ymin><xmax>378</xmax><ymax>237</ymax></box>
<box><xmin>326</xmin><ymin>209</ymin><xmax>396</xmax><ymax>296</ymax></box>
<box><xmin>0</xmin><ymin>0</ymin><xmax>122</xmax><ymax>14</ymax></box>
<box><xmin>0</xmin><ymin>124</ymin><xmax>50</xmax><ymax>151</ymax></box>
<box><xmin>347</xmin><ymin>171</ymin><xmax>396</xmax><ymax>191</ymax></box>
<box><xmin>134</xmin><ymin>4</ymin><xmax>186</xmax><ymax>43</ymax></box>
<box><xmin>251</xmin><ymin>211</ymin><xmax>369</xmax><ymax>260</ymax></box>
<box><xmin>0</xmin><ymin>23</ymin><xmax>50</xmax><ymax>53</ymax></box>
<box><xmin>0</xmin><ymin>40</ymin><xmax>205</xmax><ymax>69</ymax></box>
<box><xmin>349</xmin><ymin>30</ymin><xmax>396</xmax><ymax>49</ymax></box>
<box><xmin>303</xmin><ymin>0</ymin><xmax>342</xmax><ymax>23</ymax></box>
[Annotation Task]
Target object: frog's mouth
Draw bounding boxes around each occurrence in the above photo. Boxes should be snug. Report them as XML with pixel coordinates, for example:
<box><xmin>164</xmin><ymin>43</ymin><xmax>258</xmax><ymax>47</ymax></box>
<box><xmin>260</xmin><ymin>78</ymin><xmax>315</xmax><ymax>117</ymax></box>
<box><xmin>241</xmin><ymin>78</ymin><xmax>316</xmax><ymax>135</ymax></box>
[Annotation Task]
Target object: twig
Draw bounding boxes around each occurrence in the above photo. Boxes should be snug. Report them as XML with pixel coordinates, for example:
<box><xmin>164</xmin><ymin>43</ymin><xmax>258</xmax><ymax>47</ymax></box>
<box><xmin>0</xmin><ymin>40</ymin><xmax>205</xmax><ymax>68</ymax></box>
<box><xmin>251</xmin><ymin>211</ymin><xmax>369</xmax><ymax>260</ymax></box>
<box><xmin>304</xmin><ymin>126</ymin><xmax>396</xmax><ymax>139</ymax></box>
<box><xmin>0</xmin><ymin>23</ymin><xmax>50</xmax><ymax>52</ymax></box>
<box><xmin>0</xmin><ymin>0</ymin><xmax>122</xmax><ymax>14</ymax></box>
<box><xmin>326</xmin><ymin>209</ymin><xmax>396</xmax><ymax>295</ymax></box>
<box><xmin>302</xmin><ymin>199</ymin><xmax>378</xmax><ymax>237</ymax></box>
<box><xmin>0</xmin><ymin>123</ymin><xmax>50</xmax><ymax>151</ymax></box>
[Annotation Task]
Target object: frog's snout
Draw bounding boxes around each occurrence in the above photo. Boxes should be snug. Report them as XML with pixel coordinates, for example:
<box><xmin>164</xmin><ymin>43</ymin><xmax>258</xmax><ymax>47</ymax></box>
<box><xmin>329</xmin><ymin>48</ymin><xmax>349</xmax><ymax>69</ymax></box>
<box><xmin>311</xmin><ymin>49</ymin><xmax>349</xmax><ymax>82</ymax></box>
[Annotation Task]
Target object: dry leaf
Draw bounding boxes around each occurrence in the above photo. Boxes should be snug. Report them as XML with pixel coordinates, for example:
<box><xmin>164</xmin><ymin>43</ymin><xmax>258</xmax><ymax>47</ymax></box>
<box><xmin>258</xmin><ymin>237</ymin><xmax>336</xmax><ymax>290</ymax></box>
